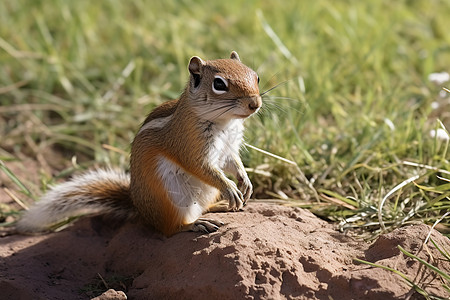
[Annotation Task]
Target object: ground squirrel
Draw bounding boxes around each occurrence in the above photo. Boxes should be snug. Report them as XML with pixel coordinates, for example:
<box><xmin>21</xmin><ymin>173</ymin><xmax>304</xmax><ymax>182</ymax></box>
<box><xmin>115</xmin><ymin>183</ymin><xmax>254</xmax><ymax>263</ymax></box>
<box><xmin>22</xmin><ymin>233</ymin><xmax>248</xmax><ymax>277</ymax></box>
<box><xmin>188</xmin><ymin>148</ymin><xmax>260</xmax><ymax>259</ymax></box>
<box><xmin>17</xmin><ymin>51</ymin><xmax>262</xmax><ymax>236</ymax></box>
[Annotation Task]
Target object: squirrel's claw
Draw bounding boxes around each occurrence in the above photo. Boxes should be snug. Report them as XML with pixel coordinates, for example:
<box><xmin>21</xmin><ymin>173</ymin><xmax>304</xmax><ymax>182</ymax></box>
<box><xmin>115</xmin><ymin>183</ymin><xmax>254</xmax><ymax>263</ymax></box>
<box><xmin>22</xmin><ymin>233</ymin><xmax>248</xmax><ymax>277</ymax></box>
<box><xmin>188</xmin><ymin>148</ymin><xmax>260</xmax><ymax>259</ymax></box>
<box><xmin>224</xmin><ymin>180</ymin><xmax>244</xmax><ymax>211</ymax></box>
<box><xmin>190</xmin><ymin>218</ymin><xmax>224</xmax><ymax>233</ymax></box>
<box><xmin>239</xmin><ymin>175</ymin><xmax>253</xmax><ymax>202</ymax></box>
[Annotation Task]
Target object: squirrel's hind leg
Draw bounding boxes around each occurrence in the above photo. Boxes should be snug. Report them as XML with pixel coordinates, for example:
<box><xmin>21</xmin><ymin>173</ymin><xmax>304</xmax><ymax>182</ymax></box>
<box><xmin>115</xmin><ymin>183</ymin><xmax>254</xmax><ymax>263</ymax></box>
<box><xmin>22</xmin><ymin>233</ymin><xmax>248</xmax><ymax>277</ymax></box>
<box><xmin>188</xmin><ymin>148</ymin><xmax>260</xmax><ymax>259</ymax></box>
<box><xmin>182</xmin><ymin>218</ymin><xmax>224</xmax><ymax>233</ymax></box>
<box><xmin>186</xmin><ymin>199</ymin><xmax>244</xmax><ymax>233</ymax></box>
<box><xmin>207</xmin><ymin>200</ymin><xmax>231</xmax><ymax>212</ymax></box>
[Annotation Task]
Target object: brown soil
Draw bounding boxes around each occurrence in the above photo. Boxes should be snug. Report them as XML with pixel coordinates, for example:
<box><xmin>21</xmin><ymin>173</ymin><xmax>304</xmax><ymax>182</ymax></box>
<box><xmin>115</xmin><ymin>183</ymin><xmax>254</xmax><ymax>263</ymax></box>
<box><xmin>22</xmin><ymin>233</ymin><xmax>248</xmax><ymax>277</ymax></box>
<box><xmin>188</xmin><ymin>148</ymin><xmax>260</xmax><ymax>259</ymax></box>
<box><xmin>0</xmin><ymin>202</ymin><xmax>449</xmax><ymax>300</ymax></box>
<box><xmin>0</xmin><ymin>159</ymin><xmax>449</xmax><ymax>299</ymax></box>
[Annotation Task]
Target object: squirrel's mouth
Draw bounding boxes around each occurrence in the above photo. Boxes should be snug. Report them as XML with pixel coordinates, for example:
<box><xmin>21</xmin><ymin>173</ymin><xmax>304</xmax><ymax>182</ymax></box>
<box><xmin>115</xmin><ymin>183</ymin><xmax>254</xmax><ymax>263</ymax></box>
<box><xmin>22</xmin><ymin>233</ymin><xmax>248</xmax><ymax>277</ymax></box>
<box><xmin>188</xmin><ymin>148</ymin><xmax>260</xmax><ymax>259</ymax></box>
<box><xmin>234</xmin><ymin>113</ymin><xmax>253</xmax><ymax>119</ymax></box>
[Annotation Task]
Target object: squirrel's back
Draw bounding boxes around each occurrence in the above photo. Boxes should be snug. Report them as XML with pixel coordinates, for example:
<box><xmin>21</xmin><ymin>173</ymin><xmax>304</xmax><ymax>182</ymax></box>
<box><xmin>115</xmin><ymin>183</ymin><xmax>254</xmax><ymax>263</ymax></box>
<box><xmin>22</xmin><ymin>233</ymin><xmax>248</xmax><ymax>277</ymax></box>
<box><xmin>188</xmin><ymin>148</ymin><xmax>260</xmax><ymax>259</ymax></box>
<box><xmin>16</xmin><ymin>169</ymin><xmax>135</xmax><ymax>233</ymax></box>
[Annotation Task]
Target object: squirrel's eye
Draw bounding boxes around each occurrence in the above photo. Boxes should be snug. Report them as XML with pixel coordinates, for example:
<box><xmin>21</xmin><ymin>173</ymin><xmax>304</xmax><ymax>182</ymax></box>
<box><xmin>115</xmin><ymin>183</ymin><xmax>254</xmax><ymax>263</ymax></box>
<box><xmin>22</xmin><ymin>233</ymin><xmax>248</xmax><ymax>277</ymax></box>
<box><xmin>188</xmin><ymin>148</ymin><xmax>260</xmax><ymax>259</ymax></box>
<box><xmin>213</xmin><ymin>78</ymin><xmax>227</xmax><ymax>91</ymax></box>
<box><xmin>212</xmin><ymin>76</ymin><xmax>228</xmax><ymax>94</ymax></box>
<box><xmin>257</xmin><ymin>76</ymin><xmax>260</xmax><ymax>84</ymax></box>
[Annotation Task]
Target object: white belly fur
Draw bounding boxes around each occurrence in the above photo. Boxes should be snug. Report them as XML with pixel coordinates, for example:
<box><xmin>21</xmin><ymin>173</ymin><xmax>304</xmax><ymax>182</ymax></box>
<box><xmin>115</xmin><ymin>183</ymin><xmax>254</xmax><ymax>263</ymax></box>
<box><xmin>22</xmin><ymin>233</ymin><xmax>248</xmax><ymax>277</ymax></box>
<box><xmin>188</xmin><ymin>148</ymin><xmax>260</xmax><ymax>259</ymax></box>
<box><xmin>156</xmin><ymin>155</ymin><xmax>219</xmax><ymax>224</ymax></box>
<box><xmin>207</xmin><ymin>119</ymin><xmax>244</xmax><ymax>168</ymax></box>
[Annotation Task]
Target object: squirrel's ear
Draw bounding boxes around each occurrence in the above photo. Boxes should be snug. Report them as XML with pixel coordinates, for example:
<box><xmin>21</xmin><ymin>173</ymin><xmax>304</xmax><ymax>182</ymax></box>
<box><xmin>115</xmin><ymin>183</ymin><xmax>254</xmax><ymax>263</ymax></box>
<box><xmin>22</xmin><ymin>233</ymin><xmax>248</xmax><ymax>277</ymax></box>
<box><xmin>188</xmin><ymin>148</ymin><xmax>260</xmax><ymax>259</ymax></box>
<box><xmin>189</xmin><ymin>56</ymin><xmax>204</xmax><ymax>88</ymax></box>
<box><xmin>188</xmin><ymin>56</ymin><xmax>204</xmax><ymax>75</ymax></box>
<box><xmin>230</xmin><ymin>51</ymin><xmax>240</xmax><ymax>62</ymax></box>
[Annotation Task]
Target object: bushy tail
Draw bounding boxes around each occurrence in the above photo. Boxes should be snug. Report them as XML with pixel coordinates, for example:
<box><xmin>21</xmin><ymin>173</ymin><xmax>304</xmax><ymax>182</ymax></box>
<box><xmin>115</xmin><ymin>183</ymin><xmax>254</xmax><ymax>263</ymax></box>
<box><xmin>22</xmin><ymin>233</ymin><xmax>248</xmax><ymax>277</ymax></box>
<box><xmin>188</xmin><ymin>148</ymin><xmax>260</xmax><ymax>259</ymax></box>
<box><xmin>16</xmin><ymin>169</ymin><xmax>136</xmax><ymax>233</ymax></box>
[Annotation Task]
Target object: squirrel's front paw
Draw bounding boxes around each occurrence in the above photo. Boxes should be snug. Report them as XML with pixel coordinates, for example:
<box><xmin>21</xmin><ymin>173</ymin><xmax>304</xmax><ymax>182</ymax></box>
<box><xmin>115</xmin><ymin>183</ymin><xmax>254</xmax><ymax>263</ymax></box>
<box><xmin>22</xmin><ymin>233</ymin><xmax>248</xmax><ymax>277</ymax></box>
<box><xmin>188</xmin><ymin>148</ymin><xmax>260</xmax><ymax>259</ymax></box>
<box><xmin>223</xmin><ymin>179</ymin><xmax>244</xmax><ymax>210</ymax></box>
<box><xmin>238</xmin><ymin>174</ymin><xmax>253</xmax><ymax>203</ymax></box>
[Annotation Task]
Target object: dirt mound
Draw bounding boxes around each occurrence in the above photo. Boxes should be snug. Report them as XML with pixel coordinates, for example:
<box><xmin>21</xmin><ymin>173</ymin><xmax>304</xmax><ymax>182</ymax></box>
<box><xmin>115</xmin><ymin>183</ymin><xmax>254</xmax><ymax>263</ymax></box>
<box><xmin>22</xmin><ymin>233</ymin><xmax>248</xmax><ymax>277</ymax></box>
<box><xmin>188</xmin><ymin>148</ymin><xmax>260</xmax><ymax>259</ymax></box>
<box><xmin>0</xmin><ymin>203</ymin><xmax>448</xmax><ymax>299</ymax></box>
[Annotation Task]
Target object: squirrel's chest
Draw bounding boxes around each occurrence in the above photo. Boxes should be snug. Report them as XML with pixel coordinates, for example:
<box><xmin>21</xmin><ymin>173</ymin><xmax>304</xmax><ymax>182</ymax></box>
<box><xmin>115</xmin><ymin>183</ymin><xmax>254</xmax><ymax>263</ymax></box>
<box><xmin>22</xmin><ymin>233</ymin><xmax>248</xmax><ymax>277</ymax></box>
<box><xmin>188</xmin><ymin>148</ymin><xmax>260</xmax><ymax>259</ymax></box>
<box><xmin>204</xmin><ymin>120</ymin><xmax>244</xmax><ymax>167</ymax></box>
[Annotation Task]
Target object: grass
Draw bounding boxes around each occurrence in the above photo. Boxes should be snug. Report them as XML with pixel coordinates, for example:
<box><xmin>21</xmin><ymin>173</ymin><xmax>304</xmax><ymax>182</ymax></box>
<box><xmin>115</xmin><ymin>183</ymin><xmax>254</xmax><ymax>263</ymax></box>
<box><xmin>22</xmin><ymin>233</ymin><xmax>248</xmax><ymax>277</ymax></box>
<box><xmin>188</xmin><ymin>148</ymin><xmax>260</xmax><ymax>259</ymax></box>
<box><xmin>355</xmin><ymin>235</ymin><xmax>450</xmax><ymax>299</ymax></box>
<box><xmin>0</xmin><ymin>0</ymin><xmax>449</xmax><ymax>238</ymax></box>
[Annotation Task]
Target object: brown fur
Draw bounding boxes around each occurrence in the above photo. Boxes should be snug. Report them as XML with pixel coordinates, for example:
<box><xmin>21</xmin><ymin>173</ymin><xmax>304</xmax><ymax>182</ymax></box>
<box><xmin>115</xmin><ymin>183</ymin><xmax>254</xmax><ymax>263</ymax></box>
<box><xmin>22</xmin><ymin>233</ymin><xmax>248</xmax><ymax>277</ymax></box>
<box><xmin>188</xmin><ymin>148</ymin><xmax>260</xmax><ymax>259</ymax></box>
<box><xmin>130</xmin><ymin>51</ymin><xmax>261</xmax><ymax>236</ymax></box>
<box><xmin>63</xmin><ymin>177</ymin><xmax>133</xmax><ymax>212</ymax></box>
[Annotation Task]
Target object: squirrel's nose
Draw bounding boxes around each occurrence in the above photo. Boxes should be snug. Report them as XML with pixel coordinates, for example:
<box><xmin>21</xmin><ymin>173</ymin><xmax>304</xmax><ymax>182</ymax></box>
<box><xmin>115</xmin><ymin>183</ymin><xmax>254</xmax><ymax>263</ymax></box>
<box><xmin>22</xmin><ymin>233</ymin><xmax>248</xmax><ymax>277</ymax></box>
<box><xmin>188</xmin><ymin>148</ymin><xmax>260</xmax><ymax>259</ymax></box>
<box><xmin>248</xmin><ymin>97</ymin><xmax>262</xmax><ymax>111</ymax></box>
<box><xmin>248</xmin><ymin>103</ymin><xmax>258</xmax><ymax>111</ymax></box>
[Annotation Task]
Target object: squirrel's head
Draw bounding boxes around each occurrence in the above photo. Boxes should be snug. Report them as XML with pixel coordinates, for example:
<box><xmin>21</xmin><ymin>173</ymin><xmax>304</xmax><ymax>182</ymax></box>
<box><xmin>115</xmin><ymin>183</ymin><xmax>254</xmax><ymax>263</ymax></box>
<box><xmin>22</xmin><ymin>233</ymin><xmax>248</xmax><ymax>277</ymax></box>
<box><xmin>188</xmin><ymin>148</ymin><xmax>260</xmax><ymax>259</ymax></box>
<box><xmin>187</xmin><ymin>51</ymin><xmax>262</xmax><ymax>122</ymax></box>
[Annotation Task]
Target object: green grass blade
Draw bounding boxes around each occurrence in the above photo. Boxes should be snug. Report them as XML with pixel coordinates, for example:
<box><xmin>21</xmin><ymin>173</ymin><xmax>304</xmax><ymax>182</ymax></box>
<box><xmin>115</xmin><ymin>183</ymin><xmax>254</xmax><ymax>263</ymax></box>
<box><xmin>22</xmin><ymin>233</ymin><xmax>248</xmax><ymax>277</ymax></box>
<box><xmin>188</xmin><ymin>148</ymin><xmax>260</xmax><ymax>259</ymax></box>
<box><xmin>414</xmin><ymin>182</ymin><xmax>450</xmax><ymax>193</ymax></box>
<box><xmin>353</xmin><ymin>258</ymin><xmax>429</xmax><ymax>297</ymax></box>
<box><xmin>430</xmin><ymin>238</ymin><xmax>450</xmax><ymax>261</ymax></box>
<box><xmin>398</xmin><ymin>246</ymin><xmax>450</xmax><ymax>283</ymax></box>
<box><xmin>318</xmin><ymin>189</ymin><xmax>358</xmax><ymax>207</ymax></box>
<box><xmin>0</xmin><ymin>160</ymin><xmax>33</xmax><ymax>198</ymax></box>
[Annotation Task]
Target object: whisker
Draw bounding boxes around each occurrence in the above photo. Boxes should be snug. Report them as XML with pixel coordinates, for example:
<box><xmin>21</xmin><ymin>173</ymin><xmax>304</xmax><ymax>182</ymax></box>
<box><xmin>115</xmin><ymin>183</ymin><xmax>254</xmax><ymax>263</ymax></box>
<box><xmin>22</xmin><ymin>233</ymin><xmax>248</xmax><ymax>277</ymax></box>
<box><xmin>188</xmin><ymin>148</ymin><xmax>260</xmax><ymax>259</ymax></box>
<box><xmin>263</xmin><ymin>95</ymin><xmax>301</xmax><ymax>102</ymax></box>
<box><xmin>191</xmin><ymin>98</ymin><xmax>237</xmax><ymax>105</ymax></box>
<box><xmin>192</xmin><ymin>101</ymin><xmax>235</xmax><ymax>109</ymax></box>
<box><xmin>261</xmin><ymin>102</ymin><xmax>288</xmax><ymax>114</ymax></box>
<box><xmin>194</xmin><ymin>103</ymin><xmax>236</xmax><ymax>120</ymax></box>
<box><xmin>259</xmin><ymin>71</ymin><xmax>283</xmax><ymax>90</ymax></box>
<box><xmin>195</xmin><ymin>102</ymin><xmax>236</xmax><ymax>114</ymax></box>
<box><xmin>210</xmin><ymin>105</ymin><xmax>236</xmax><ymax>120</ymax></box>
<box><xmin>260</xmin><ymin>80</ymin><xmax>290</xmax><ymax>96</ymax></box>
<box><xmin>191</xmin><ymin>99</ymin><xmax>235</xmax><ymax>113</ymax></box>
<box><xmin>256</xmin><ymin>106</ymin><xmax>285</xmax><ymax>117</ymax></box>
<box><xmin>261</xmin><ymin>98</ymin><xmax>305</xmax><ymax>115</ymax></box>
